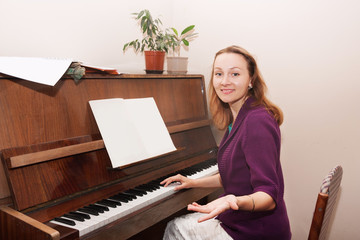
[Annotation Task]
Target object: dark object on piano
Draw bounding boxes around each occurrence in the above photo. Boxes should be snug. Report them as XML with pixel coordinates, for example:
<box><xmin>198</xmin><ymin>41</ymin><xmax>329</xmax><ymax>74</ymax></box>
<box><xmin>0</xmin><ymin>74</ymin><xmax>221</xmax><ymax>239</ymax></box>
<box><xmin>66</xmin><ymin>62</ymin><xmax>86</xmax><ymax>83</ymax></box>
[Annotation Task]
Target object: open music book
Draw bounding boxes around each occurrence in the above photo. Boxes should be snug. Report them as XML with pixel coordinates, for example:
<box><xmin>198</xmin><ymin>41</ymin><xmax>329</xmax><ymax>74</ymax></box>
<box><xmin>89</xmin><ymin>97</ymin><xmax>176</xmax><ymax>168</ymax></box>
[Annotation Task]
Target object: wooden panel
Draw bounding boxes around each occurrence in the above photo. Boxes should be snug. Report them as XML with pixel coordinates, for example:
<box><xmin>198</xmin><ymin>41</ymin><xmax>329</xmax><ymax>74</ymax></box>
<box><xmin>0</xmin><ymin>74</ymin><xmax>207</xmax><ymax>200</ymax></box>
<box><xmin>0</xmin><ymin>206</ymin><xmax>61</xmax><ymax>240</ymax></box>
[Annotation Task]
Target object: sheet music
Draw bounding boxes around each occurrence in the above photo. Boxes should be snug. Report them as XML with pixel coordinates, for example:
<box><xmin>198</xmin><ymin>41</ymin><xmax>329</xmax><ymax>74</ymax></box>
<box><xmin>89</xmin><ymin>97</ymin><xmax>176</xmax><ymax>168</ymax></box>
<box><xmin>0</xmin><ymin>56</ymin><xmax>72</xmax><ymax>86</ymax></box>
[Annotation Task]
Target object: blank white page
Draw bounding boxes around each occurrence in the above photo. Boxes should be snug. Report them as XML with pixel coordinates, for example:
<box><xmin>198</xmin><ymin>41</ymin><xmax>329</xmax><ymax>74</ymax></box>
<box><xmin>0</xmin><ymin>57</ymin><xmax>72</xmax><ymax>86</ymax></box>
<box><xmin>89</xmin><ymin>97</ymin><xmax>176</xmax><ymax>168</ymax></box>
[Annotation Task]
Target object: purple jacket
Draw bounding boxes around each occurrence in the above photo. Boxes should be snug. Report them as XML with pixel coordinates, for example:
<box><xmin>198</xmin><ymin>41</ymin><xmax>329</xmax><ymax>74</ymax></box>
<box><xmin>216</xmin><ymin>97</ymin><xmax>291</xmax><ymax>240</ymax></box>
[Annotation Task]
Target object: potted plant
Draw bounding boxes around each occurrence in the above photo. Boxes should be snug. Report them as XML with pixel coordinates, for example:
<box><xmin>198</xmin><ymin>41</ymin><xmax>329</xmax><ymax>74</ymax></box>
<box><xmin>166</xmin><ymin>25</ymin><xmax>198</xmax><ymax>74</ymax></box>
<box><xmin>123</xmin><ymin>9</ymin><xmax>172</xmax><ymax>74</ymax></box>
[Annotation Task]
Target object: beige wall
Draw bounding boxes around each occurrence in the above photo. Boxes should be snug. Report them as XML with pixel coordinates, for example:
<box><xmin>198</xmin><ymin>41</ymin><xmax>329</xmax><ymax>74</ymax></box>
<box><xmin>1</xmin><ymin>0</ymin><xmax>359</xmax><ymax>239</ymax></box>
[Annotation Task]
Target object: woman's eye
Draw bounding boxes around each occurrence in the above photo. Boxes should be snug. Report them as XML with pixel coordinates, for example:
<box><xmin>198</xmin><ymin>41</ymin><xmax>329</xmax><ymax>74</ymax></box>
<box><xmin>232</xmin><ymin>73</ymin><xmax>240</xmax><ymax>77</ymax></box>
<box><xmin>215</xmin><ymin>72</ymin><xmax>222</xmax><ymax>77</ymax></box>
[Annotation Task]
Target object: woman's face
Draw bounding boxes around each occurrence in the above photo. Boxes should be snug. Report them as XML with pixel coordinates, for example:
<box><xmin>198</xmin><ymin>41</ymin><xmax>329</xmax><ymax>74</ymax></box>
<box><xmin>213</xmin><ymin>53</ymin><xmax>251</xmax><ymax>111</ymax></box>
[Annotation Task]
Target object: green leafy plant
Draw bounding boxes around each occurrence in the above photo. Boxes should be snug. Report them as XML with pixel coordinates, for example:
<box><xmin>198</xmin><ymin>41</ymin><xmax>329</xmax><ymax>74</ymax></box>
<box><xmin>123</xmin><ymin>9</ymin><xmax>173</xmax><ymax>53</ymax></box>
<box><xmin>168</xmin><ymin>25</ymin><xmax>198</xmax><ymax>56</ymax></box>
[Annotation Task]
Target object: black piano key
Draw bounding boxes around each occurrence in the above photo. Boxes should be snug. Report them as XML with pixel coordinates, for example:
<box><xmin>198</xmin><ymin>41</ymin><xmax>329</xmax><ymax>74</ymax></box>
<box><xmin>53</xmin><ymin>217</ymin><xmax>76</xmax><ymax>226</ymax></box>
<box><xmin>63</xmin><ymin>213</ymin><xmax>85</xmax><ymax>222</ymax></box>
<box><xmin>84</xmin><ymin>205</ymin><xmax>104</xmax><ymax>213</ymax></box>
<box><xmin>109</xmin><ymin>195</ymin><xmax>129</xmax><ymax>203</ymax></box>
<box><xmin>70</xmin><ymin>211</ymin><xmax>90</xmax><ymax>219</ymax></box>
<box><xmin>97</xmin><ymin>199</ymin><xmax>120</xmax><ymax>208</ymax></box>
<box><xmin>90</xmin><ymin>204</ymin><xmax>109</xmax><ymax>212</ymax></box>
<box><xmin>131</xmin><ymin>188</ymin><xmax>148</xmax><ymax>195</ymax></box>
<box><xmin>146</xmin><ymin>182</ymin><xmax>161</xmax><ymax>189</ymax></box>
<box><xmin>146</xmin><ymin>184</ymin><xmax>160</xmax><ymax>190</ymax></box>
<box><xmin>119</xmin><ymin>192</ymin><xmax>137</xmax><ymax>200</ymax></box>
<box><xmin>148</xmin><ymin>180</ymin><xmax>162</xmax><ymax>187</ymax></box>
<box><xmin>78</xmin><ymin>207</ymin><xmax>99</xmax><ymax>216</ymax></box>
<box><xmin>134</xmin><ymin>186</ymin><xmax>153</xmax><ymax>192</ymax></box>
<box><xmin>144</xmin><ymin>183</ymin><xmax>160</xmax><ymax>189</ymax></box>
<box><xmin>124</xmin><ymin>189</ymin><xmax>146</xmax><ymax>197</ymax></box>
<box><xmin>106</xmin><ymin>199</ymin><xmax>121</xmax><ymax>206</ymax></box>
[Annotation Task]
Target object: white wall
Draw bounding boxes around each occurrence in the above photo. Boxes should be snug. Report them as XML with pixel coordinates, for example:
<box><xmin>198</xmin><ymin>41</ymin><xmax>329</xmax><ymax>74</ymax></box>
<box><xmin>1</xmin><ymin>0</ymin><xmax>360</xmax><ymax>239</ymax></box>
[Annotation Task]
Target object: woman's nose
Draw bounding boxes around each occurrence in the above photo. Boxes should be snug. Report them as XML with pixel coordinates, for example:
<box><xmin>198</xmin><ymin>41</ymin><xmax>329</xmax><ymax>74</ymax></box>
<box><xmin>221</xmin><ymin>75</ymin><xmax>230</xmax><ymax>85</ymax></box>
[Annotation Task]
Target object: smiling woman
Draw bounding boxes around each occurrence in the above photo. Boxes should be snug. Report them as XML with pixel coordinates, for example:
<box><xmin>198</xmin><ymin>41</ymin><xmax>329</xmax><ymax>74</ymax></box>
<box><xmin>209</xmin><ymin>45</ymin><xmax>283</xmax><ymax>131</ymax></box>
<box><xmin>162</xmin><ymin>45</ymin><xmax>291</xmax><ymax>240</ymax></box>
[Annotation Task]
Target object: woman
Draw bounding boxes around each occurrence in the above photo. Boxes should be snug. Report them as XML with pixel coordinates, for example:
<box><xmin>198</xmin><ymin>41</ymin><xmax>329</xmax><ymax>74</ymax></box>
<box><xmin>161</xmin><ymin>45</ymin><xmax>291</xmax><ymax>240</ymax></box>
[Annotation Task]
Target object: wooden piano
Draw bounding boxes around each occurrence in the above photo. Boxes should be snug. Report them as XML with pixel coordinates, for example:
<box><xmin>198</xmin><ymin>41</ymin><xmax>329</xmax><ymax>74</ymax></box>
<box><xmin>0</xmin><ymin>73</ymin><xmax>221</xmax><ymax>239</ymax></box>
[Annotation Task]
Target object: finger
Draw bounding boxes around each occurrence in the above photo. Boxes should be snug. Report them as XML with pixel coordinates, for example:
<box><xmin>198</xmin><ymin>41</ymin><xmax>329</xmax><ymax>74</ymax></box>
<box><xmin>161</xmin><ymin>174</ymin><xmax>184</xmax><ymax>186</ymax></box>
<box><xmin>187</xmin><ymin>204</ymin><xmax>209</xmax><ymax>213</ymax></box>
<box><xmin>198</xmin><ymin>208</ymin><xmax>223</xmax><ymax>223</ymax></box>
<box><xmin>197</xmin><ymin>214</ymin><xmax>212</xmax><ymax>223</ymax></box>
<box><xmin>160</xmin><ymin>176</ymin><xmax>179</xmax><ymax>187</ymax></box>
<box><xmin>160</xmin><ymin>177</ymin><xmax>171</xmax><ymax>185</ymax></box>
<box><xmin>160</xmin><ymin>179</ymin><xmax>172</xmax><ymax>187</ymax></box>
<box><xmin>188</xmin><ymin>202</ymin><xmax>203</xmax><ymax>208</ymax></box>
<box><xmin>191</xmin><ymin>202</ymin><xmax>201</xmax><ymax>207</ymax></box>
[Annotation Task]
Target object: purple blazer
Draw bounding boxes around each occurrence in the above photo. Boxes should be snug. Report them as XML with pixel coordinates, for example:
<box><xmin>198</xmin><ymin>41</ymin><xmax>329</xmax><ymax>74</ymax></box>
<box><xmin>216</xmin><ymin>97</ymin><xmax>291</xmax><ymax>240</ymax></box>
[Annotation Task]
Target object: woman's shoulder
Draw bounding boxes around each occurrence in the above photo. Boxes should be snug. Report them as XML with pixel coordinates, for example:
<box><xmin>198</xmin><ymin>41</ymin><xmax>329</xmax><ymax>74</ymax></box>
<box><xmin>244</xmin><ymin>105</ymin><xmax>279</xmax><ymax>130</ymax></box>
<box><xmin>247</xmin><ymin>104</ymin><xmax>274</xmax><ymax>119</ymax></box>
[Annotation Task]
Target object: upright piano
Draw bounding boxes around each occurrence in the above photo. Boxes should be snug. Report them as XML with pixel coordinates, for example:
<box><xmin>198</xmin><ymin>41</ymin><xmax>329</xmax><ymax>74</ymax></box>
<box><xmin>0</xmin><ymin>73</ymin><xmax>221</xmax><ymax>239</ymax></box>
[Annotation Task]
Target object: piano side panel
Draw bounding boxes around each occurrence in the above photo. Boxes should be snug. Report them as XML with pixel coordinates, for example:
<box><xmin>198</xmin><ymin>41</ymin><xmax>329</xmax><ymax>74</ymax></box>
<box><xmin>0</xmin><ymin>74</ymin><xmax>207</xmax><ymax>201</ymax></box>
<box><xmin>0</xmin><ymin>206</ymin><xmax>61</xmax><ymax>240</ymax></box>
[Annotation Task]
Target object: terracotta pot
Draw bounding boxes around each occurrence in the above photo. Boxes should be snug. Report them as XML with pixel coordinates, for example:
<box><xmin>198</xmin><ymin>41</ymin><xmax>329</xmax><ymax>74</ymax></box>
<box><xmin>166</xmin><ymin>57</ymin><xmax>188</xmax><ymax>74</ymax></box>
<box><xmin>144</xmin><ymin>51</ymin><xmax>165</xmax><ymax>74</ymax></box>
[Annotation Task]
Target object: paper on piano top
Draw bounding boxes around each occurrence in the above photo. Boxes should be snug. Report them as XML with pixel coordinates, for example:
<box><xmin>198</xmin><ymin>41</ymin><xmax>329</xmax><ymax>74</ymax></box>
<box><xmin>89</xmin><ymin>97</ymin><xmax>176</xmax><ymax>168</ymax></box>
<box><xmin>0</xmin><ymin>56</ymin><xmax>72</xmax><ymax>86</ymax></box>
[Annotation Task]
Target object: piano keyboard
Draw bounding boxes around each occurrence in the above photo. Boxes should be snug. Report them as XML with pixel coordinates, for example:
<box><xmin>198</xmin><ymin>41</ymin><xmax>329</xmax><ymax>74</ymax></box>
<box><xmin>50</xmin><ymin>159</ymin><xmax>218</xmax><ymax>237</ymax></box>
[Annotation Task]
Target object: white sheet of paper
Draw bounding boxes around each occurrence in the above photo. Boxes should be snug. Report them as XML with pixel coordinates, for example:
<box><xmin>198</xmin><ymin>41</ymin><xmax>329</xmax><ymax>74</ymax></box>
<box><xmin>89</xmin><ymin>97</ymin><xmax>176</xmax><ymax>168</ymax></box>
<box><xmin>0</xmin><ymin>57</ymin><xmax>72</xmax><ymax>86</ymax></box>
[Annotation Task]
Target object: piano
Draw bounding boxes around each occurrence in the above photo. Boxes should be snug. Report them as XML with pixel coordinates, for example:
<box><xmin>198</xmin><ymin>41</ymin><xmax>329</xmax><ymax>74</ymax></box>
<box><xmin>0</xmin><ymin>73</ymin><xmax>221</xmax><ymax>239</ymax></box>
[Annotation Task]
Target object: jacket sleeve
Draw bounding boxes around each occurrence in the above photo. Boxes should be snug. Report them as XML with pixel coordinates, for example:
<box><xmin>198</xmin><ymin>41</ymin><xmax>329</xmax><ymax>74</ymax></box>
<box><xmin>242</xmin><ymin>110</ymin><xmax>281</xmax><ymax>204</ymax></box>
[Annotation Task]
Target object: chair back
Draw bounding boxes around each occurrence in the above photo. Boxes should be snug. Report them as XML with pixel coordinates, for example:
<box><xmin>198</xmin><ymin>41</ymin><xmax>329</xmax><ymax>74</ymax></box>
<box><xmin>308</xmin><ymin>165</ymin><xmax>343</xmax><ymax>240</ymax></box>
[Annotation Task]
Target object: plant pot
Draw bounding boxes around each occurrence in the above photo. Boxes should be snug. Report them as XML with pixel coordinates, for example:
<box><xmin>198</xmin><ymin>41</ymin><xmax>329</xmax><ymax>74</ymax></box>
<box><xmin>166</xmin><ymin>57</ymin><xmax>188</xmax><ymax>74</ymax></box>
<box><xmin>144</xmin><ymin>51</ymin><xmax>165</xmax><ymax>74</ymax></box>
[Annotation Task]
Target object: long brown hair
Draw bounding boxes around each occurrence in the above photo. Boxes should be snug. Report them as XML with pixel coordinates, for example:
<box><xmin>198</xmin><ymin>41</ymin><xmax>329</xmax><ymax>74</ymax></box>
<box><xmin>208</xmin><ymin>45</ymin><xmax>283</xmax><ymax>130</ymax></box>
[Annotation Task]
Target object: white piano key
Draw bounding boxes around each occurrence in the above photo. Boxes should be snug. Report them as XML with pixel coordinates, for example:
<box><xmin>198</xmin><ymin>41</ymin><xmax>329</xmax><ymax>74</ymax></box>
<box><xmin>188</xmin><ymin>165</ymin><xmax>218</xmax><ymax>179</ymax></box>
<box><xmin>50</xmin><ymin>218</ymin><xmax>91</xmax><ymax>236</ymax></box>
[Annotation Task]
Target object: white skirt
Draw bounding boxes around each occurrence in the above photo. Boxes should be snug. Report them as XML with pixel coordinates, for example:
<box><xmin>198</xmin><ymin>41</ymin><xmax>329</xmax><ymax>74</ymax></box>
<box><xmin>163</xmin><ymin>212</ymin><xmax>233</xmax><ymax>240</ymax></box>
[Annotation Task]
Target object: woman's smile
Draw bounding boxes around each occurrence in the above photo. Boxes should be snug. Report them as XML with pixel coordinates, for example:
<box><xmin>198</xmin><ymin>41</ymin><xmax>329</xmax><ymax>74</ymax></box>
<box><xmin>221</xmin><ymin>89</ymin><xmax>235</xmax><ymax>94</ymax></box>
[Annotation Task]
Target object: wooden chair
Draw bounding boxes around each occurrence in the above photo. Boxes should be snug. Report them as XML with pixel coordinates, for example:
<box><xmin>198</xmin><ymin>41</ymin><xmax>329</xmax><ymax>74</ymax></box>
<box><xmin>308</xmin><ymin>165</ymin><xmax>343</xmax><ymax>240</ymax></box>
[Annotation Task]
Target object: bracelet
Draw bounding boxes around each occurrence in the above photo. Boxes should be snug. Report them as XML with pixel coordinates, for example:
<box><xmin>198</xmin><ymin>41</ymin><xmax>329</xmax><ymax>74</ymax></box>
<box><xmin>247</xmin><ymin>195</ymin><xmax>255</xmax><ymax>212</ymax></box>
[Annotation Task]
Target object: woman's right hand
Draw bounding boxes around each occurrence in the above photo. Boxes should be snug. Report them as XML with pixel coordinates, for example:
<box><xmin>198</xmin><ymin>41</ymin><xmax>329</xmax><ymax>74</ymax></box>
<box><xmin>160</xmin><ymin>174</ymin><xmax>194</xmax><ymax>191</ymax></box>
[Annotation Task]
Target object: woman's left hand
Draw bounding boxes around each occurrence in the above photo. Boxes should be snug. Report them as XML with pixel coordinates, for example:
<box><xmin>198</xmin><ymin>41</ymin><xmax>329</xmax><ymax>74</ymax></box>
<box><xmin>187</xmin><ymin>194</ymin><xmax>239</xmax><ymax>222</ymax></box>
